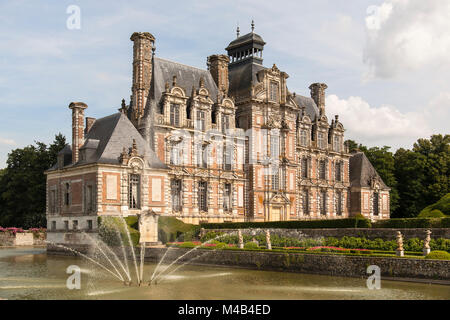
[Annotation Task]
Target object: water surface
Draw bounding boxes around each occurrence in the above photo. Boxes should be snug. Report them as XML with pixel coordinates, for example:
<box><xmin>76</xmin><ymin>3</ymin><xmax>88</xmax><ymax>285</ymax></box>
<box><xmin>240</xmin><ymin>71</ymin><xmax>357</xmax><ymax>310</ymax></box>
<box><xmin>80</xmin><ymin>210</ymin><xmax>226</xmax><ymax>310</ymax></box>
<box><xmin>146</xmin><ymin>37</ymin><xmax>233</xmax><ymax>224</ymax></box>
<box><xmin>0</xmin><ymin>247</ymin><xmax>448</xmax><ymax>300</ymax></box>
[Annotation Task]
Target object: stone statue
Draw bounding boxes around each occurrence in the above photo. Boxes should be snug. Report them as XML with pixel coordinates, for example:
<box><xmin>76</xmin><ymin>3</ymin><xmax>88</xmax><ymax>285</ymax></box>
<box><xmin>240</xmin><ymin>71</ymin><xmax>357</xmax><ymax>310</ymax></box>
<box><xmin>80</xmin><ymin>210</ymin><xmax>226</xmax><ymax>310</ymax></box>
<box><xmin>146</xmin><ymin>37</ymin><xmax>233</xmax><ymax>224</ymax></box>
<box><xmin>265</xmin><ymin>230</ymin><xmax>272</xmax><ymax>250</ymax></box>
<box><xmin>423</xmin><ymin>230</ymin><xmax>431</xmax><ymax>256</ymax></box>
<box><xmin>396</xmin><ymin>231</ymin><xmax>404</xmax><ymax>257</ymax></box>
<box><xmin>252</xmin><ymin>237</ymin><xmax>259</xmax><ymax>246</ymax></box>
<box><xmin>238</xmin><ymin>229</ymin><xmax>244</xmax><ymax>249</ymax></box>
<box><xmin>199</xmin><ymin>228</ymin><xmax>206</xmax><ymax>239</ymax></box>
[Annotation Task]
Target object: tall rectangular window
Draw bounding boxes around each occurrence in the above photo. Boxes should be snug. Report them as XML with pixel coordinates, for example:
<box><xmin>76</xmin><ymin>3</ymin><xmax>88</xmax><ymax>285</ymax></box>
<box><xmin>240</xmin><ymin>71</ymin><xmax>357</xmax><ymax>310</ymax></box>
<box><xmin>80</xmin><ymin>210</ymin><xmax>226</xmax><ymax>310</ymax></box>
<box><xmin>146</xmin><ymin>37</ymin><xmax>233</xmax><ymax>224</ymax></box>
<box><xmin>336</xmin><ymin>191</ymin><xmax>342</xmax><ymax>215</ymax></box>
<box><xmin>129</xmin><ymin>174</ymin><xmax>140</xmax><ymax>209</ymax></box>
<box><xmin>270</xmin><ymin>81</ymin><xmax>278</xmax><ymax>102</ymax></box>
<box><xmin>171</xmin><ymin>179</ymin><xmax>182</xmax><ymax>212</ymax></box>
<box><xmin>64</xmin><ymin>183</ymin><xmax>70</xmax><ymax>206</ymax></box>
<box><xmin>51</xmin><ymin>221</ymin><xmax>56</xmax><ymax>230</ymax></box>
<box><xmin>170</xmin><ymin>104</ymin><xmax>180</xmax><ymax>127</ymax></box>
<box><xmin>64</xmin><ymin>221</ymin><xmax>69</xmax><ymax>231</ymax></box>
<box><xmin>196</xmin><ymin>110</ymin><xmax>206</xmax><ymax>131</ymax></box>
<box><xmin>222</xmin><ymin>114</ymin><xmax>230</xmax><ymax>133</ymax></box>
<box><xmin>223</xmin><ymin>183</ymin><xmax>232</xmax><ymax>211</ymax></box>
<box><xmin>320</xmin><ymin>191</ymin><xmax>327</xmax><ymax>215</ymax></box>
<box><xmin>318</xmin><ymin>132</ymin><xmax>325</xmax><ymax>149</ymax></box>
<box><xmin>319</xmin><ymin>160</ymin><xmax>326</xmax><ymax>180</ymax></box>
<box><xmin>198</xmin><ymin>182</ymin><xmax>208</xmax><ymax>212</ymax></box>
<box><xmin>223</xmin><ymin>146</ymin><xmax>232</xmax><ymax>170</ymax></box>
<box><xmin>170</xmin><ymin>143</ymin><xmax>182</xmax><ymax>165</ymax></box>
<box><xmin>85</xmin><ymin>185</ymin><xmax>94</xmax><ymax>213</ymax></box>
<box><xmin>270</xmin><ymin>133</ymin><xmax>279</xmax><ymax>160</ymax></box>
<box><xmin>73</xmin><ymin>220</ymin><xmax>78</xmax><ymax>230</ymax></box>
<box><xmin>335</xmin><ymin>161</ymin><xmax>342</xmax><ymax>182</ymax></box>
<box><xmin>202</xmin><ymin>145</ymin><xmax>208</xmax><ymax>168</ymax></box>
<box><xmin>334</xmin><ymin>135</ymin><xmax>341</xmax><ymax>152</ymax></box>
<box><xmin>373</xmin><ymin>192</ymin><xmax>379</xmax><ymax>216</ymax></box>
<box><xmin>87</xmin><ymin>220</ymin><xmax>93</xmax><ymax>230</ymax></box>
<box><xmin>300</xmin><ymin>130</ymin><xmax>308</xmax><ymax>146</ymax></box>
<box><xmin>302</xmin><ymin>158</ymin><xmax>308</xmax><ymax>178</ymax></box>
<box><xmin>271</xmin><ymin>167</ymin><xmax>279</xmax><ymax>190</ymax></box>
<box><xmin>49</xmin><ymin>189</ymin><xmax>56</xmax><ymax>213</ymax></box>
<box><xmin>302</xmin><ymin>190</ymin><xmax>309</xmax><ymax>215</ymax></box>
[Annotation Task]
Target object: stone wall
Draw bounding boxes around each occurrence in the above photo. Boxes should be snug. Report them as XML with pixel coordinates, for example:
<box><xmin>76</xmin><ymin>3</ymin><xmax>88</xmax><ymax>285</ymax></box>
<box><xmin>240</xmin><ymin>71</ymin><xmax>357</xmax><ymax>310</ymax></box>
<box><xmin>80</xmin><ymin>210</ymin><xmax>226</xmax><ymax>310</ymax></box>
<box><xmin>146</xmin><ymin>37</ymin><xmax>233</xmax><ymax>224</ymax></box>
<box><xmin>204</xmin><ymin>228</ymin><xmax>450</xmax><ymax>240</ymax></box>
<box><xmin>143</xmin><ymin>247</ymin><xmax>450</xmax><ymax>281</ymax></box>
<box><xmin>0</xmin><ymin>232</ymin><xmax>46</xmax><ymax>246</ymax></box>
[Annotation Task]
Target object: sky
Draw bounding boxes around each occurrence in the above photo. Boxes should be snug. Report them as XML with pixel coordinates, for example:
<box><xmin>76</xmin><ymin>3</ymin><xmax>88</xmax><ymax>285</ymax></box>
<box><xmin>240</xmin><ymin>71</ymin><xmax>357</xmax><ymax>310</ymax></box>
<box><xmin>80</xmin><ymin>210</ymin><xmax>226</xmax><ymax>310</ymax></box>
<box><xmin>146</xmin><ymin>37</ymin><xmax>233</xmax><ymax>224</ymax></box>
<box><xmin>0</xmin><ymin>0</ymin><xmax>449</xmax><ymax>167</ymax></box>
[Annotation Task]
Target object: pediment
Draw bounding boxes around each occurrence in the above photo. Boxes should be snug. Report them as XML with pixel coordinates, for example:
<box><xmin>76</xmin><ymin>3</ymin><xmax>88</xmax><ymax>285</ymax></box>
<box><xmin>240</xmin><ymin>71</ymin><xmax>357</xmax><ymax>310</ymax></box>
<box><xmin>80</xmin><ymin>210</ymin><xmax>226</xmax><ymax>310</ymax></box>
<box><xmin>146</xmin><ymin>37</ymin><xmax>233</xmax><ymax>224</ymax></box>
<box><xmin>269</xmin><ymin>193</ymin><xmax>290</xmax><ymax>204</ymax></box>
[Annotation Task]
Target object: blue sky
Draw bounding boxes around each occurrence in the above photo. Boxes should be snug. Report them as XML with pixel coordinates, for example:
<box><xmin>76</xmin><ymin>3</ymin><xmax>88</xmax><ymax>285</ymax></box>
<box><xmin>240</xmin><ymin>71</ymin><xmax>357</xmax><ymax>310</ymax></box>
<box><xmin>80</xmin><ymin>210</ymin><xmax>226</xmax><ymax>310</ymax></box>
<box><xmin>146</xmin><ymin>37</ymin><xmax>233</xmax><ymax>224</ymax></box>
<box><xmin>0</xmin><ymin>0</ymin><xmax>449</xmax><ymax>167</ymax></box>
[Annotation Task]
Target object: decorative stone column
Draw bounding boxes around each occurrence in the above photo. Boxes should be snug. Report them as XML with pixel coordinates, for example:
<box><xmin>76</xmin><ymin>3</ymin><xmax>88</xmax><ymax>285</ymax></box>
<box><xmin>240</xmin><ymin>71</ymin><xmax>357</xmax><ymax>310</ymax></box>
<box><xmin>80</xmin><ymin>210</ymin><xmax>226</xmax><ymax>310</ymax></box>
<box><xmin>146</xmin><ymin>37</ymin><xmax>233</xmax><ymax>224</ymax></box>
<box><xmin>266</xmin><ymin>230</ymin><xmax>272</xmax><ymax>250</ymax></box>
<box><xmin>423</xmin><ymin>229</ymin><xmax>431</xmax><ymax>256</ymax></box>
<box><xmin>238</xmin><ymin>229</ymin><xmax>244</xmax><ymax>249</ymax></box>
<box><xmin>396</xmin><ymin>231</ymin><xmax>404</xmax><ymax>257</ymax></box>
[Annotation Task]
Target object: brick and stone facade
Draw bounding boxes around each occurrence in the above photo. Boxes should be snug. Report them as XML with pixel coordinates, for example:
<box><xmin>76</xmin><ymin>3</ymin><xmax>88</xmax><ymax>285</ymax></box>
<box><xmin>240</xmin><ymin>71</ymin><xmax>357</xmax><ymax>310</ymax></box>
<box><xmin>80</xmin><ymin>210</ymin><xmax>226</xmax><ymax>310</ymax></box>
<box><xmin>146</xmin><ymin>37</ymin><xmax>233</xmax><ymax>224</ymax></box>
<box><xmin>45</xmin><ymin>25</ymin><xmax>390</xmax><ymax>245</ymax></box>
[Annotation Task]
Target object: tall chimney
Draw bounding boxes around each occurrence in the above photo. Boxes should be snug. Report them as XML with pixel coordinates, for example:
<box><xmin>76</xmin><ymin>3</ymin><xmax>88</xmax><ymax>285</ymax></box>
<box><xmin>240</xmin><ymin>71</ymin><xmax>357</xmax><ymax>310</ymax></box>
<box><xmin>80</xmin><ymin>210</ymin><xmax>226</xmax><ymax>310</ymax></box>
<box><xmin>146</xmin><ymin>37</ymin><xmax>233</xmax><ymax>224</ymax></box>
<box><xmin>309</xmin><ymin>83</ymin><xmax>328</xmax><ymax>116</ymax></box>
<box><xmin>130</xmin><ymin>32</ymin><xmax>155</xmax><ymax>122</ymax></box>
<box><xmin>69</xmin><ymin>102</ymin><xmax>88</xmax><ymax>163</ymax></box>
<box><xmin>208</xmin><ymin>54</ymin><xmax>230</xmax><ymax>98</ymax></box>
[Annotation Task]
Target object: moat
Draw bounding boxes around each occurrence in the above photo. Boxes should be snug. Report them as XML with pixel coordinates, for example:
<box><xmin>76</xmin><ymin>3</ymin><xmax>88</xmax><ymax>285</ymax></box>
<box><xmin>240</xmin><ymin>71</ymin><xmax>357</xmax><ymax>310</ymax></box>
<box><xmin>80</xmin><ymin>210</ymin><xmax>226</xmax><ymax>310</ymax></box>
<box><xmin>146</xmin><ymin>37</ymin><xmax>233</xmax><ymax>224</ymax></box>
<box><xmin>0</xmin><ymin>247</ymin><xmax>448</xmax><ymax>300</ymax></box>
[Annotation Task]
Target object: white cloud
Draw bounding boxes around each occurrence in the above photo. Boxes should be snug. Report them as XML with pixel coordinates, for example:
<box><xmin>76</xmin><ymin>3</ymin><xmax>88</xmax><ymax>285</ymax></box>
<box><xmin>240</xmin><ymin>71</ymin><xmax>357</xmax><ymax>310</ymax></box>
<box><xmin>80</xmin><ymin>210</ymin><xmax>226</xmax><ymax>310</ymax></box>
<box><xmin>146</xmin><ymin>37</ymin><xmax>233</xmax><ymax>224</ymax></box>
<box><xmin>363</xmin><ymin>0</ymin><xmax>450</xmax><ymax>78</ymax></box>
<box><xmin>325</xmin><ymin>94</ymin><xmax>443</xmax><ymax>149</ymax></box>
<box><xmin>0</xmin><ymin>137</ymin><xmax>16</xmax><ymax>146</ymax></box>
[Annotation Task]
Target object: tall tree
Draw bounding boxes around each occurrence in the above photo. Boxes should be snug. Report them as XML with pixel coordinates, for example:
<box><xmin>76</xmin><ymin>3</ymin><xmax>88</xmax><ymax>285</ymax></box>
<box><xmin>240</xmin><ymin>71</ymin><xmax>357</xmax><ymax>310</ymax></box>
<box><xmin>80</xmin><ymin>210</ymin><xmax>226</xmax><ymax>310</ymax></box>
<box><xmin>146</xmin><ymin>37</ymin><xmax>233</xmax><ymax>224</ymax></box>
<box><xmin>395</xmin><ymin>134</ymin><xmax>449</xmax><ymax>217</ymax></box>
<box><xmin>0</xmin><ymin>134</ymin><xmax>66</xmax><ymax>228</ymax></box>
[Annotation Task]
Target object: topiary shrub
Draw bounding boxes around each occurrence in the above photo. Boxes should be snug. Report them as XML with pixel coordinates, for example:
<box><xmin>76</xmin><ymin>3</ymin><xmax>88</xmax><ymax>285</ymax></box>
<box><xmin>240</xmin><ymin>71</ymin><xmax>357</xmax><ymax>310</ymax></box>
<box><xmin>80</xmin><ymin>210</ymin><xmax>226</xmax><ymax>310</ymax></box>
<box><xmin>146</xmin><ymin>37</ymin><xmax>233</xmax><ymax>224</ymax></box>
<box><xmin>425</xmin><ymin>250</ymin><xmax>450</xmax><ymax>260</ymax></box>
<box><xmin>244</xmin><ymin>242</ymin><xmax>259</xmax><ymax>249</ymax></box>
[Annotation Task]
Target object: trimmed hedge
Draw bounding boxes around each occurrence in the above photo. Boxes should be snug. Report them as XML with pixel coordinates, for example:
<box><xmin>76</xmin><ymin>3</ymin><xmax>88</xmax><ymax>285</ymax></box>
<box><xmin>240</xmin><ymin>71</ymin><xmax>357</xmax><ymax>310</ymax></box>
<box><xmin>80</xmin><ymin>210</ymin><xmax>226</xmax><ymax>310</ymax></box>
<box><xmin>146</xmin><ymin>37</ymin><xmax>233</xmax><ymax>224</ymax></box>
<box><xmin>372</xmin><ymin>217</ymin><xmax>449</xmax><ymax>228</ymax></box>
<box><xmin>201</xmin><ymin>217</ymin><xmax>371</xmax><ymax>230</ymax></box>
<box><xmin>425</xmin><ymin>250</ymin><xmax>450</xmax><ymax>260</ymax></box>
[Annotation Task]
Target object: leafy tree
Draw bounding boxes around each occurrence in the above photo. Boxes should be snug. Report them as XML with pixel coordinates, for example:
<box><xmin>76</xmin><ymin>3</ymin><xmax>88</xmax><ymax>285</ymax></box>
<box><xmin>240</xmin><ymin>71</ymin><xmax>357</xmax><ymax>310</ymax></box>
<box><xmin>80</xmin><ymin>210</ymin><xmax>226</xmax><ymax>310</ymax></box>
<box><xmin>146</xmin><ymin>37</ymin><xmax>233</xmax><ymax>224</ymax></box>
<box><xmin>0</xmin><ymin>134</ymin><xmax>66</xmax><ymax>228</ymax></box>
<box><xmin>395</xmin><ymin>134</ymin><xmax>449</xmax><ymax>217</ymax></box>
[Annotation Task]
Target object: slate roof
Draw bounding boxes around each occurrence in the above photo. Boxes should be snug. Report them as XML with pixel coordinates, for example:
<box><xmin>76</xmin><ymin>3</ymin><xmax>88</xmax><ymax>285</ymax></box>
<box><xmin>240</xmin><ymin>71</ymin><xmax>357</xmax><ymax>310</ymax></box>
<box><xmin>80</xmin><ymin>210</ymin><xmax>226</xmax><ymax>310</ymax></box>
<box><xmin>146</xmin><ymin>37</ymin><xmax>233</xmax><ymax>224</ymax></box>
<box><xmin>49</xmin><ymin>112</ymin><xmax>167</xmax><ymax>171</ymax></box>
<box><xmin>152</xmin><ymin>57</ymin><xmax>218</xmax><ymax>104</ymax></box>
<box><xmin>294</xmin><ymin>95</ymin><xmax>320</xmax><ymax>121</ymax></box>
<box><xmin>228</xmin><ymin>62</ymin><xmax>265</xmax><ymax>96</ymax></box>
<box><xmin>226</xmin><ymin>32</ymin><xmax>266</xmax><ymax>51</ymax></box>
<box><xmin>349</xmin><ymin>152</ymin><xmax>389</xmax><ymax>189</ymax></box>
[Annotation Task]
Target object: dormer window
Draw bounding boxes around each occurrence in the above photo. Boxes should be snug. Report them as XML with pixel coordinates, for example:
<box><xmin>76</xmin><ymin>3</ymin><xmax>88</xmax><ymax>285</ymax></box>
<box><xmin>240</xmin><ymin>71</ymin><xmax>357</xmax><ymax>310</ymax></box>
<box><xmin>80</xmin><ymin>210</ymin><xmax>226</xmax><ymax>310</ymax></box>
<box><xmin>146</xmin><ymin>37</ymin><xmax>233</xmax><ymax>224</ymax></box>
<box><xmin>300</xmin><ymin>130</ymin><xmax>308</xmax><ymax>147</ymax></box>
<box><xmin>170</xmin><ymin>103</ymin><xmax>180</xmax><ymax>127</ymax></box>
<box><xmin>318</xmin><ymin>132</ymin><xmax>325</xmax><ymax>149</ymax></box>
<box><xmin>334</xmin><ymin>135</ymin><xmax>341</xmax><ymax>152</ymax></box>
<box><xmin>269</xmin><ymin>81</ymin><xmax>278</xmax><ymax>102</ymax></box>
<box><xmin>196</xmin><ymin>110</ymin><xmax>206</xmax><ymax>131</ymax></box>
<box><xmin>222</xmin><ymin>114</ymin><xmax>230</xmax><ymax>133</ymax></box>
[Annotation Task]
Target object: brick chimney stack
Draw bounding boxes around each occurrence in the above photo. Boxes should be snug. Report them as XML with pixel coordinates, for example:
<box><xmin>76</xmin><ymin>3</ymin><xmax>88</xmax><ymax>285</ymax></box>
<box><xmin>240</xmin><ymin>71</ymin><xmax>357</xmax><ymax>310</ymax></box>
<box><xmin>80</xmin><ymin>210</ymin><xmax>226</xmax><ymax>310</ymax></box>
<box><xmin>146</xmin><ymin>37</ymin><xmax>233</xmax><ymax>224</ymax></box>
<box><xmin>309</xmin><ymin>83</ymin><xmax>328</xmax><ymax>116</ymax></box>
<box><xmin>130</xmin><ymin>32</ymin><xmax>155</xmax><ymax>122</ymax></box>
<box><xmin>208</xmin><ymin>54</ymin><xmax>230</xmax><ymax>98</ymax></box>
<box><xmin>69</xmin><ymin>102</ymin><xmax>88</xmax><ymax>163</ymax></box>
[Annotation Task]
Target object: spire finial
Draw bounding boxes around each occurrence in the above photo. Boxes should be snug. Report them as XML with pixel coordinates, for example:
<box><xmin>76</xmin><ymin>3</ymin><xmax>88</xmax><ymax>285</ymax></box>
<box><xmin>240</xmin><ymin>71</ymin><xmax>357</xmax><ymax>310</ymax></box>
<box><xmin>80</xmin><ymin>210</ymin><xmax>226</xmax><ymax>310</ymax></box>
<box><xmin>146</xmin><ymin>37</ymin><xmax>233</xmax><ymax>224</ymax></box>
<box><xmin>251</xmin><ymin>20</ymin><xmax>255</xmax><ymax>32</ymax></box>
<box><xmin>236</xmin><ymin>24</ymin><xmax>240</xmax><ymax>38</ymax></box>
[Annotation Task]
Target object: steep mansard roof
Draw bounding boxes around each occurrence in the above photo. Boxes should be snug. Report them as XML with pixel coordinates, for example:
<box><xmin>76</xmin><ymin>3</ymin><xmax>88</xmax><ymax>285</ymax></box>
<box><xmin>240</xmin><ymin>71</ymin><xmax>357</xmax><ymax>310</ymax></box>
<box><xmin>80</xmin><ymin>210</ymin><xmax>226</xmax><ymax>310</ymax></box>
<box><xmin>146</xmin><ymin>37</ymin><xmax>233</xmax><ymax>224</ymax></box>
<box><xmin>152</xmin><ymin>57</ymin><xmax>218</xmax><ymax>104</ymax></box>
<box><xmin>349</xmin><ymin>152</ymin><xmax>389</xmax><ymax>190</ymax></box>
<box><xmin>49</xmin><ymin>113</ymin><xmax>167</xmax><ymax>171</ymax></box>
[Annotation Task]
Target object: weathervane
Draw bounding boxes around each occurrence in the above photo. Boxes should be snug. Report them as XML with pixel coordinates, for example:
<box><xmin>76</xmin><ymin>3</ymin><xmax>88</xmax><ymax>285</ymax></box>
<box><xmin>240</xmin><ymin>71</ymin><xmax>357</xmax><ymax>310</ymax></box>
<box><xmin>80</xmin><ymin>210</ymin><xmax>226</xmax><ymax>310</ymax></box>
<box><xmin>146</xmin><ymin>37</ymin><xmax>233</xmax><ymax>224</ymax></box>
<box><xmin>251</xmin><ymin>20</ymin><xmax>255</xmax><ymax>32</ymax></box>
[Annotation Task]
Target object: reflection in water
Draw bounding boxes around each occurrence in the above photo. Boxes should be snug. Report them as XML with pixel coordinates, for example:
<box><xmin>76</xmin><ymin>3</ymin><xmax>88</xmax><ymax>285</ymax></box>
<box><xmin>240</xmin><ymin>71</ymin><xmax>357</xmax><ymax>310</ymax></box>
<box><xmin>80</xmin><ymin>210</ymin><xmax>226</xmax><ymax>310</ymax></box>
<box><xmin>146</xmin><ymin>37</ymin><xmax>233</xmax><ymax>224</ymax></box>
<box><xmin>0</xmin><ymin>247</ymin><xmax>448</xmax><ymax>300</ymax></box>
